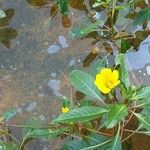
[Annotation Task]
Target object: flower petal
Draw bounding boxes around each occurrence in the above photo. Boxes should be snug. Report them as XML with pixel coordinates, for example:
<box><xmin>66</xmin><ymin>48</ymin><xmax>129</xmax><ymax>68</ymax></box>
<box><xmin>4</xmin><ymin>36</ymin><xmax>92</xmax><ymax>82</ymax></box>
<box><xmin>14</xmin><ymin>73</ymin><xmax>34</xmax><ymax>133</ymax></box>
<box><xmin>112</xmin><ymin>70</ymin><xmax>119</xmax><ymax>80</ymax></box>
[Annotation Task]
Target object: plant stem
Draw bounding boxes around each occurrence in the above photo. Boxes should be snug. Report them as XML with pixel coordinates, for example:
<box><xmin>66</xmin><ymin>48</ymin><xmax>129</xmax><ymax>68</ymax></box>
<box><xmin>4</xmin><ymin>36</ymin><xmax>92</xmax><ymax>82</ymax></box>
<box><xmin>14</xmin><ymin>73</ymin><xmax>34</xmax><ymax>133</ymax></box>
<box><xmin>122</xmin><ymin>124</ymin><xmax>143</xmax><ymax>142</ymax></box>
<box><xmin>110</xmin><ymin>0</ymin><xmax>116</xmax><ymax>35</ymax></box>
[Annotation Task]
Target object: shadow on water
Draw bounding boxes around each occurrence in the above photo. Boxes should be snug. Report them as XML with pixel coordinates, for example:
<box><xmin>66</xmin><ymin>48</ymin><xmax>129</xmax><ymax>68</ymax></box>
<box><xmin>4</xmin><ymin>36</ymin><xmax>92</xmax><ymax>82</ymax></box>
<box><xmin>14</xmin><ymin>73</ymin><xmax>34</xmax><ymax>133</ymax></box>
<box><xmin>0</xmin><ymin>8</ymin><xmax>18</xmax><ymax>48</ymax></box>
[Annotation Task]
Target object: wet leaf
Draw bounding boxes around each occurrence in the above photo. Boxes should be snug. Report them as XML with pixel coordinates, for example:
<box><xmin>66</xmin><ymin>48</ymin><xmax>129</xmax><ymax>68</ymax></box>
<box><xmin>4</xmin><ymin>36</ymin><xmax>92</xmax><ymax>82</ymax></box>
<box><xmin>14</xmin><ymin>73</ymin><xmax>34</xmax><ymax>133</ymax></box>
<box><xmin>69</xmin><ymin>70</ymin><xmax>104</xmax><ymax>103</ymax></box>
<box><xmin>57</xmin><ymin>0</ymin><xmax>69</xmax><ymax>16</ymax></box>
<box><xmin>134</xmin><ymin>7</ymin><xmax>150</xmax><ymax>25</ymax></box>
<box><xmin>115</xmin><ymin>54</ymin><xmax>130</xmax><ymax>89</ymax></box>
<box><xmin>54</xmin><ymin>106</ymin><xmax>109</xmax><ymax>123</ymax></box>
<box><xmin>105</xmin><ymin>104</ymin><xmax>128</xmax><ymax>128</ymax></box>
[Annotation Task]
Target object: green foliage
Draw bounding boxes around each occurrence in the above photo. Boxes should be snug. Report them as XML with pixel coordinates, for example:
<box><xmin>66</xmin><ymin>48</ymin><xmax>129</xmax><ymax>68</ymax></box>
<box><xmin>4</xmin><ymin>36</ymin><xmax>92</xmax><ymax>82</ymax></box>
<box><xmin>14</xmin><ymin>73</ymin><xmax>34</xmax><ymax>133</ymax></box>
<box><xmin>61</xmin><ymin>133</ymin><xmax>122</xmax><ymax>150</ymax></box>
<box><xmin>105</xmin><ymin>104</ymin><xmax>128</xmax><ymax>128</ymax></box>
<box><xmin>115</xmin><ymin>54</ymin><xmax>130</xmax><ymax>89</ymax></box>
<box><xmin>69</xmin><ymin>70</ymin><xmax>104</xmax><ymax>102</ymax></box>
<box><xmin>132</xmin><ymin>112</ymin><xmax>150</xmax><ymax>131</ymax></box>
<box><xmin>70</xmin><ymin>20</ymin><xmax>104</xmax><ymax>38</ymax></box>
<box><xmin>134</xmin><ymin>7</ymin><xmax>150</xmax><ymax>25</ymax></box>
<box><xmin>3</xmin><ymin>109</ymin><xmax>16</xmax><ymax>121</ymax></box>
<box><xmin>0</xmin><ymin>141</ymin><xmax>18</xmax><ymax>150</ymax></box>
<box><xmin>24</xmin><ymin>128</ymin><xmax>68</xmax><ymax>140</ymax></box>
<box><xmin>87</xmin><ymin>57</ymin><xmax>107</xmax><ymax>77</ymax></box>
<box><xmin>120</xmin><ymin>39</ymin><xmax>131</xmax><ymax>53</ymax></box>
<box><xmin>131</xmin><ymin>85</ymin><xmax>150</xmax><ymax>100</ymax></box>
<box><xmin>54</xmin><ymin>106</ymin><xmax>109</xmax><ymax>123</ymax></box>
<box><xmin>92</xmin><ymin>0</ymin><xmax>112</xmax><ymax>8</ymax></box>
<box><xmin>57</xmin><ymin>0</ymin><xmax>69</xmax><ymax>16</ymax></box>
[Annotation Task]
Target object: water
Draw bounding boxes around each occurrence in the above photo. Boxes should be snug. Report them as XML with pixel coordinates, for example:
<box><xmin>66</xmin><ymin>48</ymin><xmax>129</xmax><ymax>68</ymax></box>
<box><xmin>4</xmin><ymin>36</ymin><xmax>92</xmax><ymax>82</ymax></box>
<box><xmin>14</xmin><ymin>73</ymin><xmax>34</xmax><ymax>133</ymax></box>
<box><xmin>0</xmin><ymin>0</ymin><xmax>150</xmax><ymax>149</ymax></box>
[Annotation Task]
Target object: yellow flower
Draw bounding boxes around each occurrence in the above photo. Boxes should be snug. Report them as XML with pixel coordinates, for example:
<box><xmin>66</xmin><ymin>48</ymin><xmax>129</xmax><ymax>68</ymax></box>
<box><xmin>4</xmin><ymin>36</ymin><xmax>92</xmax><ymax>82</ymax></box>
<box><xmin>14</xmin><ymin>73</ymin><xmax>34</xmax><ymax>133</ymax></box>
<box><xmin>62</xmin><ymin>107</ymin><xmax>69</xmax><ymax>113</ymax></box>
<box><xmin>94</xmin><ymin>68</ymin><xmax>120</xmax><ymax>94</ymax></box>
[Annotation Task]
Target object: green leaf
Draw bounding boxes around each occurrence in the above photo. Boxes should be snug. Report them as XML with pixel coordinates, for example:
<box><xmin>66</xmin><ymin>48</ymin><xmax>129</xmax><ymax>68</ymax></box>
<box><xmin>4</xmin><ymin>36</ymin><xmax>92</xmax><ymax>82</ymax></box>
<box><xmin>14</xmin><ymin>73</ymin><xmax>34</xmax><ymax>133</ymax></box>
<box><xmin>22</xmin><ymin>117</ymin><xmax>44</xmax><ymax>138</ymax></box>
<box><xmin>61</xmin><ymin>133</ymin><xmax>122</xmax><ymax>150</ymax></box>
<box><xmin>57</xmin><ymin>0</ymin><xmax>69</xmax><ymax>16</ymax></box>
<box><xmin>121</xmin><ymin>85</ymin><xmax>137</xmax><ymax>101</ymax></box>
<box><xmin>61</xmin><ymin>133</ymin><xmax>109</xmax><ymax>150</ymax></box>
<box><xmin>134</xmin><ymin>7</ymin><xmax>150</xmax><ymax>25</ymax></box>
<box><xmin>87</xmin><ymin>57</ymin><xmax>107</xmax><ymax>77</ymax></box>
<box><xmin>132</xmin><ymin>112</ymin><xmax>150</xmax><ymax>131</ymax></box>
<box><xmin>69</xmin><ymin>70</ymin><xmax>105</xmax><ymax>105</ymax></box>
<box><xmin>115</xmin><ymin>54</ymin><xmax>130</xmax><ymax>88</ymax></box>
<box><xmin>131</xmin><ymin>85</ymin><xmax>150</xmax><ymax>100</ymax></box>
<box><xmin>24</xmin><ymin>127</ymin><xmax>68</xmax><ymax>140</ymax></box>
<box><xmin>0</xmin><ymin>141</ymin><xmax>18</xmax><ymax>150</ymax></box>
<box><xmin>3</xmin><ymin>109</ymin><xmax>16</xmax><ymax>121</ymax></box>
<box><xmin>120</xmin><ymin>38</ymin><xmax>131</xmax><ymax>53</ymax></box>
<box><xmin>105</xmin><ymin>104</ymin><xmax>128</xmax><ymax>128</ymax></box>
<box><xmin>54</xmin><ymin>106</ymin><xmax>109</xmax><ymax>123</ymax></box>
<box><xmin>92</xmin><ymin>0</ymin><xmax>112</xmax><ymax>8</ymax></box>
<box><xmin>0</xmin><ymin>9</ymin><xmax>6</xmax><ymax>18</ymax></box>
<box><xmin>70</xmin><ymin>20</ymin><xmax>104</xmax><ymax>38</ymax></box>
<box><xmin>61</xmin><ymin>139</ymin><xmax>88</xmax><ymax>150</ymax></box>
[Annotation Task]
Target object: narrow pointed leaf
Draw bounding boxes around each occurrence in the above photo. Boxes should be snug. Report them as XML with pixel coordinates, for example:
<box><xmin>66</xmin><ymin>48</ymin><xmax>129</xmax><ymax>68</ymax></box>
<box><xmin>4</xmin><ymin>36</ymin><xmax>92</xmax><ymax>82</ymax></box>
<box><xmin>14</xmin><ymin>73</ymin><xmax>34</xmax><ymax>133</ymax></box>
<box><xmin>54</xmin><ymin>106</ymin><xmax>109</xmax><ymax>123</ymax></box>
<box><xmin>105</xmin><ymin>104</ymin><xmax>128</xmax><ymax>128</ymax></box>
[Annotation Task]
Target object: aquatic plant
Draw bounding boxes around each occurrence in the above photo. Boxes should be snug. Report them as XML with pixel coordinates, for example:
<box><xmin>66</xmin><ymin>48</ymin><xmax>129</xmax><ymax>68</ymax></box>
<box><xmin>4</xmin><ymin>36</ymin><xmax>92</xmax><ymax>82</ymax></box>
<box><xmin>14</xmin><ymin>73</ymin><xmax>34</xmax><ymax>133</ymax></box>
<box><xmin>0</xmin><ymin>0</ymin><xmax>150</xmax><ymax>149</ymax></box>
<box><xmin>0</xmin><ymin>52</ymin><xmax>150</xmax><ymax>149</ymax></box>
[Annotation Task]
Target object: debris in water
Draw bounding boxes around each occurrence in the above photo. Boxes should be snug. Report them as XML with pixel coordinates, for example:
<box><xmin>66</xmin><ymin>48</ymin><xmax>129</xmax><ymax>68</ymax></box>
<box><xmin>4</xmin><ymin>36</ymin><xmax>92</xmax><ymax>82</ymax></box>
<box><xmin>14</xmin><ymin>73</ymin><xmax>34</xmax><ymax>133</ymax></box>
<box><xmin>58</xmin><ymin>35</ymin><xmax>69</xmax><ymax>48</ymax></box>
<box><xmin>48</xmin><ymin>79</ymin><xmax>62</xmax><ymax>97</ymax></box>
<box><xmin>48</xmin><ymin>44</ymin><xmax>61</xmax><ymax>54</ymax></box>
<box><xmin>146</xmin><ymin>66</ymin><xmax>150</xmax><ymax>75</ymax></box>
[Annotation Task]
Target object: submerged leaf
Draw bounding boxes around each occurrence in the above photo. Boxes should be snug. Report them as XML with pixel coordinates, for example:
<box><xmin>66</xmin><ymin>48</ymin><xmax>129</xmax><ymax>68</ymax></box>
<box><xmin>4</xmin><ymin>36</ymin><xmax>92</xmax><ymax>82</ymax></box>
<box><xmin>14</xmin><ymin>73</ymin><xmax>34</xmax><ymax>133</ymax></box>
<box><xmin>54</xmin><ymin>106</ymin><xmax>109</xmax><ymax>123</ymax></box>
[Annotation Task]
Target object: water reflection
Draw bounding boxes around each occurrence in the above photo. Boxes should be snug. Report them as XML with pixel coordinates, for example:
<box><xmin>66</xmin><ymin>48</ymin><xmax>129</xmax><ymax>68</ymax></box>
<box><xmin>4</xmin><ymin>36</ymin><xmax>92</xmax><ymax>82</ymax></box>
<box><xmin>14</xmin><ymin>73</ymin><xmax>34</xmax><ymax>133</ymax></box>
<box><xmin>0</xmin><ymin>8</ymin><xmax>18</xmax><ymax>48</ymax></box>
